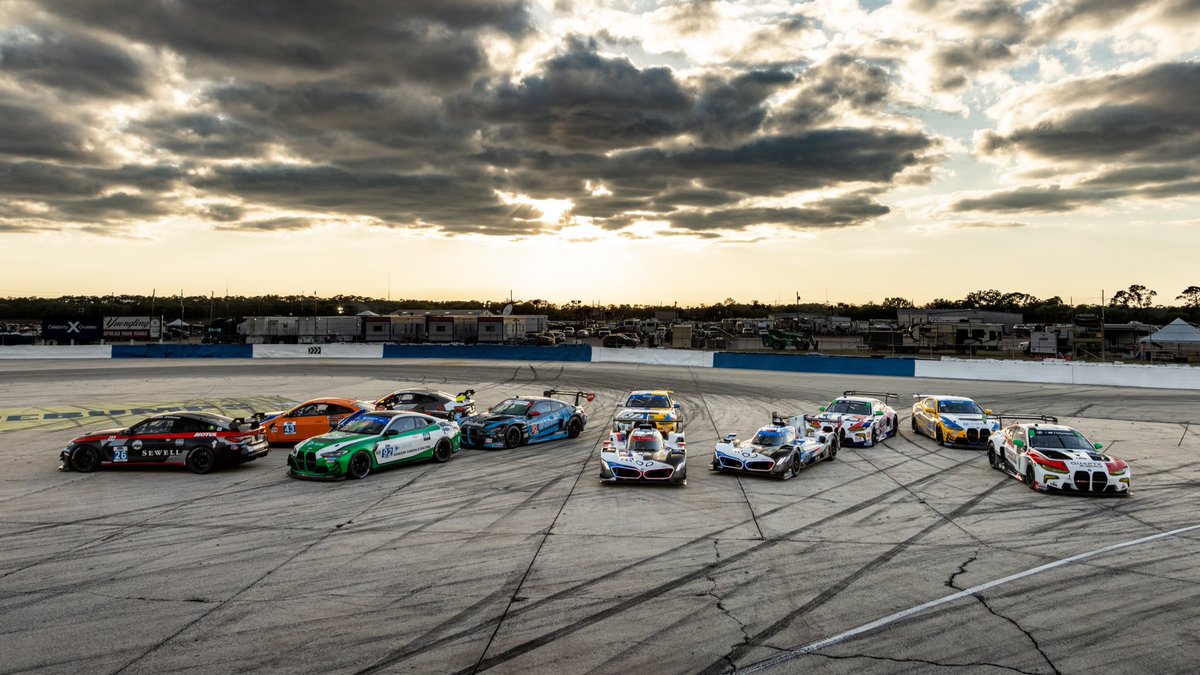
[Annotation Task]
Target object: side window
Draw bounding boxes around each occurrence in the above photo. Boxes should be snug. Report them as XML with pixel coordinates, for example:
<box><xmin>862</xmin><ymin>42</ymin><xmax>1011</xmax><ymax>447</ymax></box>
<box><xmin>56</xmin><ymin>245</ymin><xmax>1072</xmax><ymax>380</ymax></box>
<box><xmin>325</xmin><ymin>404</ymin><xmax>354</xmax><ymax>416</ymax></box>
<box><xmin>396</xmin><ymin>393</ymin><xmax>417</xmax><ymax>404</ymax></box>
<box><xmin>1016</xmin><ymin>428</ymin><xmax>1029</xmax><ymax>448</ymax></box>
<box><xmin>131</xmin><ymin>418</ymin><xmax>174</xmax><ymax>435</ymax></box>
<box><xmin>388</xmin><ymin>416</ymin><xmax>419</xmax><ymax>433</ymax></box>
<box><xmin>291</xmin><ymin>404</ymin><xmax>314</xmax><ymax>417</ymax></box>
<box><xmin>172</xmin><ymin>418</ymin><xmax>208</xmax><ymax>433</ymax></box>
<box><xmin>531</xmin><ymin>401</ymin><xmax>554</xmax><ymax>416</ymax></box>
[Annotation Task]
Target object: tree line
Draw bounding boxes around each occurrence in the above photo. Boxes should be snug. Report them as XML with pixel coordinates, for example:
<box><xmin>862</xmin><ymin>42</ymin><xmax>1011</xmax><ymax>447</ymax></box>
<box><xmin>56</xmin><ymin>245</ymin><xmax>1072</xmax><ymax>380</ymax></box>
<box><xmin>1</xmin><ymin>285</ymin><xmax>1198</xmax><ymax>325</ymax></box>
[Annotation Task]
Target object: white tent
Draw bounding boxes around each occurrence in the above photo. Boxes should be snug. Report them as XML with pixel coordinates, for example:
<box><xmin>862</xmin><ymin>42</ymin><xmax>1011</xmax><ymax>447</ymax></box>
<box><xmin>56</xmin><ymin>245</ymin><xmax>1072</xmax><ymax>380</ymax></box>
<box><xmin>355</xmin><ymin>310</ymin><xmax>379</xmax><ymax>317</ymax></box>
<box><xmin>166</xmin><ymin>319</ymin><xmax>190</xmax><ymax>328</ymax></box>
<box><xmin>1138</xmin><ymin>318</ymin><xmax>1200</xmax><ymax>344</ymax></box>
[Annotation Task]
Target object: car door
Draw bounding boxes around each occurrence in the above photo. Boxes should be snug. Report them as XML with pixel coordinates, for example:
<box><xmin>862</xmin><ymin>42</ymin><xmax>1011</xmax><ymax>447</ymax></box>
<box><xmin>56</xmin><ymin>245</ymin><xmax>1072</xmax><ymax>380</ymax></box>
<box><xmin>375</xmin><ymin>416</ymin><xmax>422</xmax><ymax>464</ymax></box>
<box><xmin>124</xmin><ymin>417</ymin><xmax>176</xmax><ymax>464</ymax></box>
<box><xmin>528</xmin><ymin>401</ymin><xmax>557</xmax><ymax>438</ymax></box>
<box><xmin>323</xmin><ymin>403</ymin><xmax>356</xmax><ymax>431</ymax></box>
<box><xmin>1003</xmin><ymin>426</ymin><xmax>1026</xmax><ymax>467</ymax></box>
<box><xmin>914</xmin><ymin>398</ymin><xmax>932</xmax><ymax>433</ymax></box>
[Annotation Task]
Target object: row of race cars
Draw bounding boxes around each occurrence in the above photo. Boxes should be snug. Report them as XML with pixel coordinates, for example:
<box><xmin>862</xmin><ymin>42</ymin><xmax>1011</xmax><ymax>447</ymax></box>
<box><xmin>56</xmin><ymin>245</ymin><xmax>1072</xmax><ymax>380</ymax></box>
<box><xmin>57</xmin><ymin>387</ymin><xmax>1132</xmax><ymax>495</ymax></box>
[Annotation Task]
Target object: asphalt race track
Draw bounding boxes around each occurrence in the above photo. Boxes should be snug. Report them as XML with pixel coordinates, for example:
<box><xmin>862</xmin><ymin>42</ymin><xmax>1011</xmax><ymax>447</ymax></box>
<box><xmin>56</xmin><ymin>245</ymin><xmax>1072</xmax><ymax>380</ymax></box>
<box><xmin>2</xmin><ymin>359</ymin><xmax>1199</xmax><ymax>674</ymax></box>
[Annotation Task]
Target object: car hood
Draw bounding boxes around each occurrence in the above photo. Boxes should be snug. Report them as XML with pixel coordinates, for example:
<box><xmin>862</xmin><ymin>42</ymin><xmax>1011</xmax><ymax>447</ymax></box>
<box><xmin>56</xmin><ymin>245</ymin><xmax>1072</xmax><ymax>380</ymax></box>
<box><xmin>615</xmin><ymin>407</ymin><xmax>676</xmax><ymax>421</ymax></box>
<box><xmin>298</xmin><ymin>431</ymin><xmax>374</xmax><ymax>452</ymax></box>
<box><xmin>1034</xmin><ymin>447</ymin><xmax>1107</xmax><ymax>462</ymax></box>
<box><xmin>605</xmin><ymin>446</ymin><xmax>672</xmax><ymax>462</ymax></box>
<box><xmin>72</xmin><ymin>427</ymin><xmax>126</xmax><ymax>442</ymax></box>
<box><xmin>940</xmin><ymin>414</ymin><xmax>994</xmax><ymax>427</ymax></box>
<box><xmin>463</xmin><ymin>413</ymin><xmax>522</xmax><ymax>427</ymax></box>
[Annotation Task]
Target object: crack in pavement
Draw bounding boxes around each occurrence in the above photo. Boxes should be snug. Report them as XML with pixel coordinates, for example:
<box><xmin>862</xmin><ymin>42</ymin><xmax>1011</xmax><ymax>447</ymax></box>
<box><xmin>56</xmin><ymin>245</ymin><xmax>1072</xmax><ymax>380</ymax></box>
<box><xmin>808</xmin><ymin>650</ymin><xmax>1043</xmax><ymax>674</ymax></box>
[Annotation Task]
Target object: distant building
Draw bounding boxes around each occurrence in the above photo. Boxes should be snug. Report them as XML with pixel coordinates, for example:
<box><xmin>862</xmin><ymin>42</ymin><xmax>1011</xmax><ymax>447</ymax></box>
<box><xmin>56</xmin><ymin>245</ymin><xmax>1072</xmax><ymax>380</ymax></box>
<box><xmin>897</xmin><ymin>309</ymin><xmax>1023</xmax><ymax>330</ymax></box>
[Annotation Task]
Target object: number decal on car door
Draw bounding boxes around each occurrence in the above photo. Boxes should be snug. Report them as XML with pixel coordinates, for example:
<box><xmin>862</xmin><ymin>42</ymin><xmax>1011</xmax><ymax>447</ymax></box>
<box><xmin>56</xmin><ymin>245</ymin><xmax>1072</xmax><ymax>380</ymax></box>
<box><xmin>113</xmin><ymin>448</ymin><xmax>128</xmax><ymax>462</ymax></box>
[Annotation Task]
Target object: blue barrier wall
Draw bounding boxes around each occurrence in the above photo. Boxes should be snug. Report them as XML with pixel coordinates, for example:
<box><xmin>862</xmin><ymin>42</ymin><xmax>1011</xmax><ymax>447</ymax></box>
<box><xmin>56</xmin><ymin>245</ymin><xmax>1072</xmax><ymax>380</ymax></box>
<box><xmin>113</xmin><ymin>344</ymin><xmax>253</xmax><ymax>358</ymax></box>
<box><xmin>714</xmin><ymin>353</ymin><xmax>916</xmax><ymax>377</ymax></box>
<box><xmin>383</xmin><ymin>344</ymin><xmax>592</xmax><ymax>362</ymax></box>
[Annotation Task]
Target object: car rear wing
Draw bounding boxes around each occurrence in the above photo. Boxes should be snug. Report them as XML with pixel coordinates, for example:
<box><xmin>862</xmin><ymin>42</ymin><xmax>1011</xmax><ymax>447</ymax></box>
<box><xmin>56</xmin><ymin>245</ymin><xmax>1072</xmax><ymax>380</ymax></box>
<box><xmin>843</xmin><ymin>391</ymin><xmax>898</xmax><ymax>404</ymax></box>
<box><xmin>543</xmin><ymin>389</ymin><xmax>597</xmax><ymax>406</ymax></box>
<box><xmin>770</xmin><ymin>412</ymin><xmax>804</xmax><ymax>428</ymax></box>
<box><xmin>230</xmin><ymin>417</ymin><xmax>260</xmax><ymax>431</ymax></box>
<box><xmin>995</xmin><ymin>414</ymin><xmax>1059</xmax><ymax>426</ymax></box>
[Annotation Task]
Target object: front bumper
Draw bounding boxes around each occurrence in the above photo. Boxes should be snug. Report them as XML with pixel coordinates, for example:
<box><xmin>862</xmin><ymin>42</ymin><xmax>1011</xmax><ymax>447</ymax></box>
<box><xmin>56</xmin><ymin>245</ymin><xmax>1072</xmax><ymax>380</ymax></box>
<box><xmin>940</xmin><ymin>427</ymin><xmax>994</xmax><ymax>446</ymax></box>
<box><xmin>287</xmin><ymin>452</ymin><xmax>347</xmax><ymax>480</ymax></box>
<box><xmin>712</xmin><ymin>451</ymin><xmax>785</xmax><ymax>476</ymax></box>
<box><xmin>600</xmin><ymin>460</ymin><xmax>685</xmax><ymax>483</ymax></box>
<box><xmin>1037</xmin><ymin>468</ymin><xmax>1131</xmax><ymax>495</ymax></box>
<box><xmin>460</xmin><ymin>427</ymin><xmax>507</xmax><ymax>449</ymax></box>
<box><xmin>613</xmin><ymin>419</ymin><xmax>680</xmax><ymax>435</ymax></box>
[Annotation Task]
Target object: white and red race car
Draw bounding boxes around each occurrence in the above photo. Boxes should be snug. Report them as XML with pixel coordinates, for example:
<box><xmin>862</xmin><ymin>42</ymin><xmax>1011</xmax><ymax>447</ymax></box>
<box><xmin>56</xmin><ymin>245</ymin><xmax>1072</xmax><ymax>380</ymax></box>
<box><xmin>988</xmin><ymin>416</ymin><xmax>1131</xmax><ymax>495</ymax></box>
<box><xmin>814</xmin><ymin>391</ymin><xmax>899</xmax><ymax>447</ymax></box>
<box><xmin>599</xmin><ymin>423</ymin><xmax>687</xmax><ymax>485</ymax></box>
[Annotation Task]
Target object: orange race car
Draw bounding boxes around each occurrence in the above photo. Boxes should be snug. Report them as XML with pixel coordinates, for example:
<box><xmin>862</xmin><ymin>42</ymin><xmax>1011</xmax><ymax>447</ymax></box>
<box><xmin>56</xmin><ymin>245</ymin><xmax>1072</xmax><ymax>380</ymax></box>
<box><xmin>256</xmin><ymin>397</ymin><xmax>375</xmax><ymax>444</ymax></box>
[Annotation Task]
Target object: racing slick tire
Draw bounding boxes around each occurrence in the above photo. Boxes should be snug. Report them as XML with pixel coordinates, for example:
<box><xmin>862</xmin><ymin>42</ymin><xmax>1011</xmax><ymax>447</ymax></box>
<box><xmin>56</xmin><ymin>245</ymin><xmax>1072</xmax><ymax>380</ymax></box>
<box><xmin>889</xmin><ymin>416</ymin><xmax>899</xmax><ymax>438</ymax></box>
<box><xmin>70</xmin><ymin>445</ymin><xmax>101</xmax><ymax>472</ymax></box>
<box><xmin>433</xmin><ymin>439</ymin><xmax>453</xmax><ymax>463</ymax></box>
<box><xmin>935</xmin><ymin>426</ymin><xmax>945</xmax><ymax>446</ymax></box>
<box><xmin>911</xmin><ymin>416</ymin><xmax>918</xmax><ymax>432</ymax></box>
<box><xmin>869</xmin><ymin>426</ymin><xmax>879</xmax><ymax>447</ymax></box>
<box><xmin>504</xmin><ymin>426</ymin><xmax>523</xmax><ymax>449</ymax></box>
<box><xmin>826</xmin><ymin>435</ymin><xmax>839</xmax><ymax>460</ymax></box>
<box><xmin>186</xmin><ymin>447</ymin><xmax>216</xmax><ymax>474</ymax></box>
<box><xmin>1024</xmin><ymin>464</ymin><xmax>1037</xmax><ymax>491</ymax></box>
<box><xmin>347</xmin><ymin>452</ymin><xmax>372</xmax><ymax>479</ymax></box>
<box><xmin>988</xmin><ymin>447</ymin><xmax>1000</xmax><ymax>470</ymax></box>
<box><xmin>788</xmin><ymin>453</ymin><xmax>800</xmax><ymax>479</ymax></box>
<box><xmin>566</xmin><ymin>416</ymin><xmax>583</xmax><ymax>439</ymax></box>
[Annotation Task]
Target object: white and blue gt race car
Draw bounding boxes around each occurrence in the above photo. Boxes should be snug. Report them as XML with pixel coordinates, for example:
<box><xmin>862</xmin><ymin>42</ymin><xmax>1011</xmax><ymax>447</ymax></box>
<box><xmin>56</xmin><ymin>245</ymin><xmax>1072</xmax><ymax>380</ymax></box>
<box><xmin>712</xmin><ymin>414</ymin><xmax>839</xmax><ymax>479</ymax></box>
<box><xmin>599</xmin><ymin>423</ymin><xmax>687</xmax><ymax>485</ymax></box>
<box><xmin>814</xmin><ymin>391</ymin><xmax>899</xmax><ymax>447</ymax></box>
<box><xmin>460</xmin><ymin>390</ymin><xmax>593</xmax><ymax>449</ymax></box>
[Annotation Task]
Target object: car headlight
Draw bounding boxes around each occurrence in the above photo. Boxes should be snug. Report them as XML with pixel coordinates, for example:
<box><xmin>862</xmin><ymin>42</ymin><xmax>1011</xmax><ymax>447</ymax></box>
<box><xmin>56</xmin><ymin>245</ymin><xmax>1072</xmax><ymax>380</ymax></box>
<box><xmin>1109</xmin><ymin>468</ymin><xmax>1127</xmax><ymax>476</ymax></box>
<box><xmin>1038</xmin><ymin>464</ymin><xmax>1068</xmax><ymax>474</ymax></box>
<box><xmin>940</xmin><ymin>419</ymin><xmax>962</xmax><ymax>430</ymax></box>
<box><xmin>320</xmin><ymin>449</ymin><xmax>349</xmax><ymax>459</ymax></box>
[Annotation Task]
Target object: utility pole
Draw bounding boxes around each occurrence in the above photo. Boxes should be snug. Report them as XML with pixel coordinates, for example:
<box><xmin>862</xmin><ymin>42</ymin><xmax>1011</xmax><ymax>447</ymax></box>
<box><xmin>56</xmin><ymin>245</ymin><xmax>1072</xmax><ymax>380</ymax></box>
<box><xmin>1101</xmin><ymin>289</ymin><xmax>1106</xmax><ymax>362</ymax></box>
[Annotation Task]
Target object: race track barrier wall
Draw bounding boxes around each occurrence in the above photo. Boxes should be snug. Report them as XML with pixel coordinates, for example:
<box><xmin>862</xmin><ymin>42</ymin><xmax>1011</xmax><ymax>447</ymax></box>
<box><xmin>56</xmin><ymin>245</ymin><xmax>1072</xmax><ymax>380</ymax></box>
<box><xmin>113</xmin><ymin>344</ymin><xmax>252</xmax><ymax>358</ymax></box>
<box><xmin>383</xmin><ymin>344</ymin><xmax>592</xmax><ymax>362</ymax></box>
<box><xmin>714</xmin><ymin>353</ymin><xmax>918</xmax><ymax>378</ymax></box>
<box><xmin>0</xmin><ymin>345</ymin><xmax>113</xmax><ymax>359</ymax></box>
<box><xmin>591</xmin><ymin>346</ymin><xmax>714</xmax><ymax>367</ymax></box>
<box><xmin>917</xmin><ymin>357</ymin><xmax>1200</xmax><ymax>390</ymax></box>
<box><xmin>253</xmin><ymin>344</ymin><xmax>384</xmax><ymax>359</ymax></box>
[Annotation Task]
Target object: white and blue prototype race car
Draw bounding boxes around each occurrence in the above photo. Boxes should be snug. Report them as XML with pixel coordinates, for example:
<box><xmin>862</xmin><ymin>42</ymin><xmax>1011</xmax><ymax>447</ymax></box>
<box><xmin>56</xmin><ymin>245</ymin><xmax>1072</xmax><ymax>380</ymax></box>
<box><xmin>712</xmin><ymin>414</ymin><xmax>839</xmax><ymax>479</ymax></box>
<box><xmin>599</xmin><ymin>424</ymin><xmax>687</xmax><ymax>485</ymax></box>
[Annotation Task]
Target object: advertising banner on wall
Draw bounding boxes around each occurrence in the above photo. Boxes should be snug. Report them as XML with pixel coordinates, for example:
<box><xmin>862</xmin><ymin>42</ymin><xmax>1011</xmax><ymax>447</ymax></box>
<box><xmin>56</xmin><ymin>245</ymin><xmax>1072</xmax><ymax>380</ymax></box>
<box><xmin>103</xmin><ymin>316</ymin><xmax>161</xmax><ymax>340</ymax></box>
<box><xmin>42</xmin><ymin>317</ymin><xmax>103</xmax><ymax>343</ymax></box>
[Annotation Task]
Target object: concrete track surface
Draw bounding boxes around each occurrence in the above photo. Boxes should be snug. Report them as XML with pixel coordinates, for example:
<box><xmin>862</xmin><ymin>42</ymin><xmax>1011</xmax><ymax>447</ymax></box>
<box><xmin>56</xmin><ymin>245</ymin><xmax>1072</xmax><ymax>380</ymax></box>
<box><xmin>1</xmin><ymin>360</ymin><xmax>1198</xmax><ymax>675</ymax></box>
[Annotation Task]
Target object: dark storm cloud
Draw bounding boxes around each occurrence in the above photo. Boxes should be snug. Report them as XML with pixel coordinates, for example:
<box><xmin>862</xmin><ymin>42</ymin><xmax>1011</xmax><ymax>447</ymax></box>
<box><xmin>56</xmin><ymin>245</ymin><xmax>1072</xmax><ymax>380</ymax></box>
<box><xmin>38</xmin><ymin>0</ymin><xmax>531</xmax><ymax>88</ymax></box>
<box><xmin>455</xmin><ymin>40</ymin><xmax>694</xmax><ymax>150</ymax></box>
<box><xmin>0</xmin><ymin>25</ymin><xmax>150</xmax><ymax>97</ymax></box>
<box><xmin>931</xmin><ymin>39</ymin><xmax>1014</xmax><ymax>90</ymax></box>
<box><xmin>657</xmin><ymin>194</ymin><xmax>890</xmax><ymax>231</ymax></box>
<box><xmin>773</xmin><ymin>55</ymin><xmax>891</xmax><ymax>130</ymax></box>
<box><xmin>0</xmin><ymin>3</ymin><xmax>932</xmax><ymax>238</ymax></box>
<box><xmin>0</xmin><ymin>101</ymin><xmax>97</xmax><ymax>161</ymax></box>
<box><xmin>959</xmin><ymin>61</ymin><xmax>1200</xmax><ymax>214</ymax></box>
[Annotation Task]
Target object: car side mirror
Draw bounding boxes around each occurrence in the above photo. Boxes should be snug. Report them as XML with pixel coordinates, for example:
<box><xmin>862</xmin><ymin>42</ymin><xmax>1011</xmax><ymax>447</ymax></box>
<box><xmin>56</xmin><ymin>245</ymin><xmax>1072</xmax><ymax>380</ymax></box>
<box><xmin>674</xmin><ymin>403</ymin><xmax>681</xmax><ymax>409</ymax></box>
<box><xmin>1014</xmin><ymin>439</ymin><xmax>1025</xmax><ymax>448</ymax></box>
<box><xmin>384</xmin><ymin>429</ymin><xmax>400</xmax><ymax>437</ymax></box>
<box><xmin>530</xmin><ymin>411</ymin><xmax>541</xmax><ymax>417</ymax></box>
<box><xmin>1093</xmin><ymin>442</ymin><xmax>1103</xmax><ymax>450</ymax></box>
<box><xmin>874</xmin><ymin>410</ymin><xmax>884</xmax><ymax>417</ymax></box>
<box><xmin>984</xmin><ymin>409</ymin><xmax>993</xmax><ymax>415</ymax></box>
<box><xmin>818</xmin><ymin>406</ymin><xmax>826</xmax><ymax>412</ymax></box>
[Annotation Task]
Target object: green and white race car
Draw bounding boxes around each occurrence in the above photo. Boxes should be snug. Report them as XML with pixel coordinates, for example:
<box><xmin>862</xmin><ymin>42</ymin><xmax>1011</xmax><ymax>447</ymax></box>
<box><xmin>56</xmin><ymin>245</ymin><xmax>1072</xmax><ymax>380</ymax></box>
<box><xmin>287</xmin><ymin>410</ymin><xmax>461</xmax><ymax>480</ymax></box>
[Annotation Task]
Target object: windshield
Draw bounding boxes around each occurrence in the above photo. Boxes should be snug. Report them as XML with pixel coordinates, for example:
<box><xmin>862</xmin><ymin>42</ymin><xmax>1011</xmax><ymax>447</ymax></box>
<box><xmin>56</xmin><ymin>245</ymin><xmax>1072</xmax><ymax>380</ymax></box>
<box><xmin>630</xmin><ymin>439</ymin><xmax>662</xmax><ymax>452</ymax></box>
<box><xmin>1029</xmin><ymin>429</ymin><xmax>1093</xmax><ymax>450</ymax></box>
<box><xmin>827</xmin><ymin>400</ymin><xmax>871</xmax><ymax>416</ymax></box>
<box><xmin>751</xmin><ymin>430</ymin><xmax>787</xmax><ymax>447</ymax></box>
<box><xmin>939</xmin><ymin>400</ymin><xmax>983</xmax><ymax>415</ymax></box>
<box><xmin>337</xmin><ymin>414</ymin><xmax>390</xmax><ymax>435</ymax></box>
<box><xmin>492</xmin><ymin>399</ymin><xmax>532</xmax><ymax>416</ymax></box>
<box><xmin>625</xmin><ymin>394</ymin><xmax>671</xmax><ymax>409</ymax></box>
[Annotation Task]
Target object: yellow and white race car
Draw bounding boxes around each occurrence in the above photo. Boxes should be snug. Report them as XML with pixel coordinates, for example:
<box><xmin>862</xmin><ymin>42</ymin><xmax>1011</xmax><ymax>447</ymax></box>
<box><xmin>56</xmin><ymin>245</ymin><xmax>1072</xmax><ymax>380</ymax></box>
<box><xmin>911</xmin><ymin>394</ymin><xmax>1000</xmax><ymax>447</ymax></box>
<box><xmin>612</xmin><ymin>390</ymin><xmax>683</xmax><ymax>435</ymax></box>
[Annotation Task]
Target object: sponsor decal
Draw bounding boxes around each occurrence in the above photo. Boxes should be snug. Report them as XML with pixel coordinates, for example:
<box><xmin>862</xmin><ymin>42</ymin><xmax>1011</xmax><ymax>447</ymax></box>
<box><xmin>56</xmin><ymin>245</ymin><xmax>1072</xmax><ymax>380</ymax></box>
<box><xmin>132</xmin><ymin>440</ymin><xmax>143</xmax><ymax>450</ymax></box>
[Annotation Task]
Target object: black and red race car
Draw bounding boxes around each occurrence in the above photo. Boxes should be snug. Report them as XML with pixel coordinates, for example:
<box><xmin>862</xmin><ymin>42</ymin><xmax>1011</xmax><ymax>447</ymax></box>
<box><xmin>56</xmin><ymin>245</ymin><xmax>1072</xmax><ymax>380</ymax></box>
<box><xmin>59</xmin><ymin>412</ymin><xmax>269</xmax><ymax>474</ymax></box>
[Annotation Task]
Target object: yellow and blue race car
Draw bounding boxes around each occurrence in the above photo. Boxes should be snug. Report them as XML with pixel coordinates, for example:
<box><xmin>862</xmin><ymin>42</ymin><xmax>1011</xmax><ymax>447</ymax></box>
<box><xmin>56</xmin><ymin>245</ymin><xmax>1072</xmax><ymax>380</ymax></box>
<box><xmin>911</xmin><ymin>394</ymin><xmax>999</xmax><ymax>447</ymax></box>
<box><xmin>612</xmin><ymin>390</ymin><xmax>683</xmax><ymax>435</ymax></box>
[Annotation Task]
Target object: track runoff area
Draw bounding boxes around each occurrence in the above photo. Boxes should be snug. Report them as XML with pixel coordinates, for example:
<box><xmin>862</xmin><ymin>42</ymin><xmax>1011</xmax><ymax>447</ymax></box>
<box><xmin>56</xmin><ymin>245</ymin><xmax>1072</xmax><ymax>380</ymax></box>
<box><xmin>1</xmin><ymin>360</ymin><xmax>1198</xmax><ymax>674</ymax></box>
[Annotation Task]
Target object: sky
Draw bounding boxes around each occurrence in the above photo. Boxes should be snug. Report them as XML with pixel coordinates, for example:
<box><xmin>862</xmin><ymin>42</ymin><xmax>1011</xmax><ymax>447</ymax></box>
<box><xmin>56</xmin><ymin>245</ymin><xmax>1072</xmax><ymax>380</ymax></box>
<box><xmin>1</xmin><ymin>0</ymin><xmax>1198</xmax><ymax>306</ymax></box>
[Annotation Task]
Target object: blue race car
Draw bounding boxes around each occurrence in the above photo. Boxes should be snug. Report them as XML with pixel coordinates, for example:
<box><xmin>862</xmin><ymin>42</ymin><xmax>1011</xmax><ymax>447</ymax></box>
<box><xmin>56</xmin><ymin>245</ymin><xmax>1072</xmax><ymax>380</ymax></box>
<box><xmin>460</xmin><ymin>390</ymin><xmax>594</xmax><ymax>449</ymax></box>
